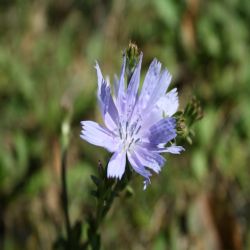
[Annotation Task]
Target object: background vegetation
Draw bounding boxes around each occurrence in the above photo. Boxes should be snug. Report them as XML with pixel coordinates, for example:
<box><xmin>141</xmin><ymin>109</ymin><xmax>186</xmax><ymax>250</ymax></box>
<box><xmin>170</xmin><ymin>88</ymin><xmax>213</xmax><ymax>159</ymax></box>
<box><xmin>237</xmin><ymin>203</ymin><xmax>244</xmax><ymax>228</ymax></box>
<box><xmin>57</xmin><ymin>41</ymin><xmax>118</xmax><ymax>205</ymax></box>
<box><xmin>0</xmin><ymin>0</ymin><xmax>250</xmax><ymax>249</ymax></box>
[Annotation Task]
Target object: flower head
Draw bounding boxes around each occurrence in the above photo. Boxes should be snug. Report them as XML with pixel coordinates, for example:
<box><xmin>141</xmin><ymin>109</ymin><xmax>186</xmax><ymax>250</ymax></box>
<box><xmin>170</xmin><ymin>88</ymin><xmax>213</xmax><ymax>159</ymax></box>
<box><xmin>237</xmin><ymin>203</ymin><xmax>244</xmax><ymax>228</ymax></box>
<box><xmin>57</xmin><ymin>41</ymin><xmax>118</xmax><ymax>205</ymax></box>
<box><xmin>81</xmin><ymin>53</ymin><xmax>184</xmax><ymax>189</ymax></box>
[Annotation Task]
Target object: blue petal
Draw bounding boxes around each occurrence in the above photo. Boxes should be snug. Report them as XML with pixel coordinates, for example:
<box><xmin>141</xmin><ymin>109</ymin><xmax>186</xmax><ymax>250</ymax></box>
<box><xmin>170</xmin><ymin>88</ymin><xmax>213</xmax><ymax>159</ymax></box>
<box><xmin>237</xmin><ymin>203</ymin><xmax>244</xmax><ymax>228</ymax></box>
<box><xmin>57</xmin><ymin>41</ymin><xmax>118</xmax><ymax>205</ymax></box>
<box><xmin>127</xmin><ymin>150</ymin><xmax>152</xmax><ymax>179</ymax></box>
<box><xmin>80</xmin><ymin>121</ymin><xmax>118</xmax><ymax>152</ymax></box>
<box><xmin>131</xmin><ymin>60</ymin><xmax>173</xmax><ymax>134</ymax></box>
<box><xmin>116</xmin><ymin>55</ymin><xmax>126</xmax><ymax>113</ymax></box>
<box><xmin>113</xmin><ymin>74</ymin><xmax>119</xmax><ymax>99</ymax></box>
<box><xmin>158</xmin><ymin>145</ymin><xmax>185</xmax><ymax>154</ymax></box>
<box><xmin>139</xmin><ymin>107</ymin><xmax>162</xmax><ymax>133</ymax></box>
<box><xmin>139</xmin><ymin>58</ymin><xmax>162</xmax><ymax>109</ymax></box>
<box><xmin>156</xmin><ymin>88</ymin><xmax>179</xmax><ymax>117</ymax></box>
<box><xmin>107</xmin><ymin>151</ymin><xmax>126</xmax><ymax>179</ymax></box>
<box><xmin>95</xmin><ymin>61</ymin><xmax>103</xmax><ymax>93</ymax></box>
<box><xmin>126</xmin><ymin>53</ymin><xmax>143</xmax><ymax>119</ymax></box>
<box><xmin>144</xmin><ymin>68</ymin><xmax>172</xmax><ymax>113</ymax></box>
<box><xmin>129</xmin><ymin>59</ymin><xmax>162</xmax><ymax>132</ymax></box>
<box><xmin>134</xmin><ymin>146</ymin><xmax>166</xmax><ymax>173</ymax></box>
<box><xmin>149</xmin><ymin>117</ymin><xmax>176</xmax><ymax>144</ymax></box>
<box><xmin>95</xmin><ymin>63</ymin><xmax>119</xmax><ymax>130</ymax></box>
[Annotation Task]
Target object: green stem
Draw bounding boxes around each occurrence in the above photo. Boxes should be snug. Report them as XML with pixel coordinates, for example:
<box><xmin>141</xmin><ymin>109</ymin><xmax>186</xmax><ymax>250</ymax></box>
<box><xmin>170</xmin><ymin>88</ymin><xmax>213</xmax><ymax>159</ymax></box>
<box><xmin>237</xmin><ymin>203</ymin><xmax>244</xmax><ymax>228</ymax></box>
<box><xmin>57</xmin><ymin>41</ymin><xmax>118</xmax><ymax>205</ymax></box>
<box><xmin>61</xmin><ymin>147</ymin><xmax>71</xmax><ymax>242</ymax></box>
<box><xmin>84</xmin><ymin>168</ymin><xmax>132</xmax><ymax>250</ymax></box>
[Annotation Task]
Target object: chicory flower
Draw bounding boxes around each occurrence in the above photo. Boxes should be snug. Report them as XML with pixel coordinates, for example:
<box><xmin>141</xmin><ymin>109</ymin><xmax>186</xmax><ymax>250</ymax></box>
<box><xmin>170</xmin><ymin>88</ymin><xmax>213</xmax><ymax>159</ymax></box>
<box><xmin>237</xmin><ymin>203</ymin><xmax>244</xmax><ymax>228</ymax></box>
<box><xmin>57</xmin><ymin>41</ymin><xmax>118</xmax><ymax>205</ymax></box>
<box><xmin>81</xmin><ymin>54</ymin><xmax>184</xmax><ymax>189</ymax></box>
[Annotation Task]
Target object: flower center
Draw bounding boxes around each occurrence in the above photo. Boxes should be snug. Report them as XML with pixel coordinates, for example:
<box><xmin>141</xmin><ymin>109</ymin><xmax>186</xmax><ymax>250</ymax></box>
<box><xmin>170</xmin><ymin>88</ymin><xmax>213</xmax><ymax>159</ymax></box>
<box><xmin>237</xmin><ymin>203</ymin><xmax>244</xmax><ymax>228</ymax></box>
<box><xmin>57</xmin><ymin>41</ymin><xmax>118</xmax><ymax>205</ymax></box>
<box><xmin>118</xmin><ymin>119</ymin><xmax>141</xmax><ymax>152</ymax></box>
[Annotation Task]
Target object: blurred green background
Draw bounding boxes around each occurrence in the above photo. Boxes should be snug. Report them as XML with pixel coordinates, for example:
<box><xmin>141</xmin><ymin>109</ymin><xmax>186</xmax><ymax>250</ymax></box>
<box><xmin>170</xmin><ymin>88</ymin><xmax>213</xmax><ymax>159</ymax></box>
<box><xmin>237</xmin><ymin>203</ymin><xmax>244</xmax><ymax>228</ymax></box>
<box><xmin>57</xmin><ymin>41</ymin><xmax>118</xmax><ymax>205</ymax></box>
<box><xmin>0</xmin><ymin>0</ymin><xmax>250</xmax><ymax>249</ymax></box>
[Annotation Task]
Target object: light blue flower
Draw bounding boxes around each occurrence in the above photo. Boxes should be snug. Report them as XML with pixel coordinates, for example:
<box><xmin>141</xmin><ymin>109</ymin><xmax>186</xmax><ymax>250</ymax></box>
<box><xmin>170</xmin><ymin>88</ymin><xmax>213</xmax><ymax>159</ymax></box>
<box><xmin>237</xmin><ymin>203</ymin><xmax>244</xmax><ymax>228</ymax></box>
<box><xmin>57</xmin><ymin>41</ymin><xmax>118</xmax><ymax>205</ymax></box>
<box><xmin>81</xmin><ymin>53</ymin><xmax>184</xmax><ymax>189</ymax></box>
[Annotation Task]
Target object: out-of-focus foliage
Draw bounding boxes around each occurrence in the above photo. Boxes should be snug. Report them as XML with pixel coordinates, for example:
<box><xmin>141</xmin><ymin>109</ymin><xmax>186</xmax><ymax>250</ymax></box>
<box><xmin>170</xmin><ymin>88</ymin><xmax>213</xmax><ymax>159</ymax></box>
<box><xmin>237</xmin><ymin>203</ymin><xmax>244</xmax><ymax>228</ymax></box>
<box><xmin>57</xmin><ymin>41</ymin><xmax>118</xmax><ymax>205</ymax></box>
<box><xmin>0</xmin><ymin>0</ymin><xmax>249</xmax><ymax>249</ymax></box>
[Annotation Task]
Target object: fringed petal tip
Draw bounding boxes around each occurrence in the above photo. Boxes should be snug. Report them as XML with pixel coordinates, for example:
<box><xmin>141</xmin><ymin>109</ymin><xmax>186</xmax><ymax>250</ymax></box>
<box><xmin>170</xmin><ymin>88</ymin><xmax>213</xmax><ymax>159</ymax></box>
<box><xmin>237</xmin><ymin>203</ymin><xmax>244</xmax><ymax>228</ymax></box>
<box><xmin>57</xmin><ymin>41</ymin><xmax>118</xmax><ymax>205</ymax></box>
<box><xmin>107</xmin><ymin>173</ymin><xmax>123</xmax><ymax>180</ymax></box>
<box><xmin>143</xmin><ymin>178</ymin><xmax>151</xmax><ymax>191</ymax></box>
<box><xmin>164</xmin><ymin>145</ymin><xmax>185</xmax><ymax>154</ymax></box>
<box><xmin>94</xmin><ymin>60</ymin><xmax>99</xmax><ymax>69</ymax></box>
